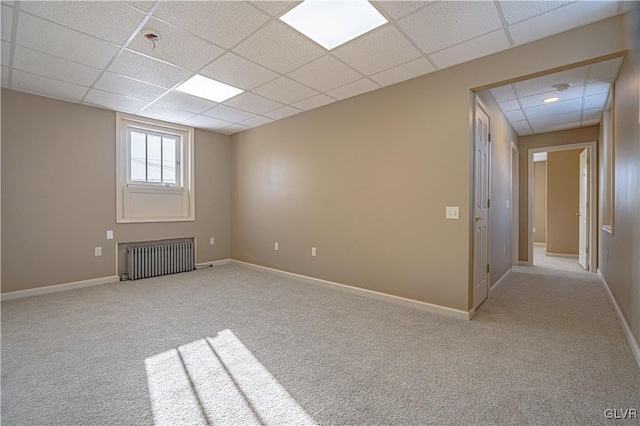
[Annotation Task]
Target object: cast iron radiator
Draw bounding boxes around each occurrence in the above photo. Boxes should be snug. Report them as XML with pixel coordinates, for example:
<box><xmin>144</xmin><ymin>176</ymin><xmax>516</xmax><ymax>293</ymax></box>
<box><xmin>127</xmin><ymin>242</ymin><xmax>194</xmax><ymax>280</ymax></box>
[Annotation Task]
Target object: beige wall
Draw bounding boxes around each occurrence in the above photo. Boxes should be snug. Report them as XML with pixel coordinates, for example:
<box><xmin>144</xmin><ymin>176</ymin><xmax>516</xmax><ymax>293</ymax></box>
<box><xmin>1</xmin><ymin>90</ymin><xmax>231</xmax><ymax>293</ymax></box>
<box><xmin>533</xmin><ymin>162</ymin><xmax>547</xmax><ymax>244</ymax></box>
<box><xmin>518</xmin><ymin>126</ymin><xmax>600</xmax><ymax>262</ymax></box>
<box><xmin>231</xmin><ymin>15</ymin><xmax>631</xmax><ymax>312</ymax></box>
<box><xmin>599</xmin><ymin>49</ymin><xmax>640</xmax><ymax>346</ymax></box>
<box><xmin>546</xmin><ymin>150</ymin><xmax>581</xmax><ymax>255</ymax></box>
<box><xmin>478</xmin><ymin>91</ymin><xmax>519</xmax><ymax>287</ymax></box>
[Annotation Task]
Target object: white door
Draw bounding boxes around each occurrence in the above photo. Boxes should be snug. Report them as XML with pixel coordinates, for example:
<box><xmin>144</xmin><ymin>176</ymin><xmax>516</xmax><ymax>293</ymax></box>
<box><xmin>578</xmin><ymin>148</ymin><xmax>589</xmax><ymax>270</ymax></box>
<box><xmin>473</xmin><ymin>100</ymin><xmax>490</xmax><ymax>310</ymax></box>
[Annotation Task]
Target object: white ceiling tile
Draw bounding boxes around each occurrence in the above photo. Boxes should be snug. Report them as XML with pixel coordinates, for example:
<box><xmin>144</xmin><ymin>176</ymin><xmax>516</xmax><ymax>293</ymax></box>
<box><xmin>84</xmin><ymin>89</ymin><xmax>148</xmax><ymax>113</ymax></box>
<box><xmin>2</xmin><ymin>4</ymin><xmax>13</xmax><ymax>42</ymax></box>
<box><xmin>20</xmin><ymin>1</ymin><xmax>145</xmax><ymax>45</ymax></box>
<box><xmin>534</xmin><ymin>120</ymin><xmax>582</xmax><ymax>134</ymax></box>
<box><xmin>370</xmin><ymin>57</ymin><xmax>434</xmax><ymax>86</ymax></box>
<box><xmin>326</xmin><ymin>78</ymin><xmax>380</xmax><ymax>101</ymax></box>
<box><xmin>200</xmin><ymin>53</ymin><xmax>279</xmax><ymax>91</ymax></box>
<box><xmin>490</xmin><ymin>85</ymin><xmax>516</xmax><ymax>102</ymax></box>
<box><xmin>234</xmin><ymin>21</ymin><xmax>325</xmax><ymax>74</ymax></box>
<box><xmin>525</xmin><ymin>98</ymin><xmax>583</xmax><ymax>119</ymax></box>
<box><xmin>529</xmin><ymin>111</ymin><xmax>581</xmax><ymax>128</ymax></box>
<box><xmin>13</xmin><ymin>46</ymin><xmax>101</xmax><ymax>86</ymax></box>
<box><xmin>94</xmin><ymin>72</ymin><xmax>166</xmax><ymax>102</ymax></box>
<box><xmin>291</xmin><ymin>93</ymin><xmax>336</xmax><ymax>111</ymax></box>
<box><xmin>583</xmin><ymin>92</ymin><xmax>608</xmax><ymax>109</ymax></box>
<box><xmin>505</xmin><ymin>109</ymin><xmax>526</xmax><ymax>121</ymax></box>
<box><xmin>221</xmin><ymin>123</ymin><xmax>251</xmax><ymax>134</ymax></box>
<box><xmin>430</xmin><ymin>29</ymin><xmax>510</xmax><ymax>69</ymax></box>
<box><xmin>518</xmin><ymin>85</ymin><xmax>584</xmax><ymax>108</ymax></box>
<box><xmin>12</xmin><ymin>69</ymin><xmax>88</xmax><ymax>101</ymax></box>
<box><xmin>250</xmin><ymin>1</ymin><xmax>298</xmax><ymax>16</ymax></box>
<box><xmin>587</xmin><ymin>57</ymin><xmax>623</xmax><ymax>82</ymax></box>
<box><xmin>139</xmin><ymin>104</ymin><xmax>195</xmax><ymax>122</ymax></box>
<box><xmin>514</xmin><ymin>67</ymin><xmax>589</xmax><ymax>97</ymax></box>
<box><xmin>498</xmin><ymin>1</ymin><xmax>573</xmax><ymax>25</ymax></box>
<box><xmin>398</xmin><ymin>1</ymin><xmax>502</xmax><ymax>54</ymax></box>
<box><xmin>203</xmin><ymin>104</ymin><xmax>255</xmax><ymax>123</ymax></box>
<box><xmin>125</xmin><ymin>1</ymin><xmax>157</xmax><ymax>13</ymax></box>
<box><xmin>155</xmin><ymin>91</ymin><xmax>218</xmax><ymax>114</ymax></box>
<box><xmin>511</xmin><ymin>120</ymin><xmax>532</xmax><ymax>131</ymax></box>
<box><xmin>224</xmin><ymin>92</ymin><xmax>284</xmax><ymax>114</ymax></box>
<box><xmin>242</xmin><ymin>115</ymin><xmax>273</xmax><ymax>127</ymax></box>
<box><xmin>264</xmin><ymin>105</ymin><xmax>302</xmax><ymax>120</ymax></box>
<box><xmin>1</xmin><ymin>40</ymin><xmax>9</xmax><ymax>66</ymax></box>
<box><xmin>509</xmin><ymin>1</ymin><xmax>618</xmax><ymax>45</ymax></box>
<box><xmin>499</xmin><ymin>99</ymin><xmax>520</xmax><ymax>112</ymax></box>
<box><xmin>582</xmin><ymin>108</ymin><xmax>602</xmax><ymax>121</ymax></box>
<box><xmin>127</xmin><ymin>18</ymin><xmax>224</xmax><ymax>72</ymax></box>
<box><xmin>153</xmin><ymin>1</ymin><xmax>269</xmax><ymax>49</ymax></box>
<box><xmin>109</xmin><ymin>50</ymin><xmax>191</xmax><ymax>88</ymax></box>
<box><xmin>183</xmin><ymin>114</ymin><xmax>233</xmax><ymax>130</ymax></box>
<box><xmin>374</xmin><ymin>1</ymin><xmax>431</xmax><ymax>19</ymax></box>
<box><xmin>582</xmin><ymin>118</ymin><xmax>601</xmax><ymax>126</ymax></box>
<box><xmin>518</xmin><ymin>128</ymin><xmax>533</xmax><ymax>136</ymax></box>
<box><xmin>1</xmin><ymin>65</ymin><xmax>9</xmax><ymax>87</ymax></box>
<box><xmin>333</xmin><ymin>26</ymin><xmax>420</xmax><ymax>75</ymax></box>
<box><xmin>253</xmin><ymin>76</ymin><xmax>318</xmax><ymax>104</ymax></box>
<box><xmin>16</xmin><ymin>13</ymin><xmax>119</xmax><ymax>68</ymax></box>
<box><xmin>584</xmin><ymin>81</ymin><xmax>611</xmax><ymax>96</ymax></box>
<box><xmin>289</xmin><ymin>56</ymin><xmax>362</xmax><ymax>92</ymax></box>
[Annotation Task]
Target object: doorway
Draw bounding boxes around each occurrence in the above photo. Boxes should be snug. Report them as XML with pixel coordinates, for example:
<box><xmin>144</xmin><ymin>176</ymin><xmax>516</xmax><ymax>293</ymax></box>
<box><xmin>528</xmin><ymin>142</ymin><xmax>597</xmax><ymax>272</ymax></box>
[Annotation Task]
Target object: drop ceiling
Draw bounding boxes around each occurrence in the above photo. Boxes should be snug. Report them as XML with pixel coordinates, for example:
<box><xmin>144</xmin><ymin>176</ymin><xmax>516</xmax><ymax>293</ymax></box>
<box><xmin>0</xmin><ymin>1</ymin><xmax>635</xmax><ymax>135</ymax></box>
<box><xmin>489</xmin><ymin>57</ymin><xmax>623</xmax><ymax>135</ymax></box>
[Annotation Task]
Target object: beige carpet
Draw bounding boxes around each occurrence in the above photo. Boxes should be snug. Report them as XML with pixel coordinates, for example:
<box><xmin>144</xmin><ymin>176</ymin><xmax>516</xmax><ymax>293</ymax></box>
<box><xmin>2</xmin><ymin>264</ymin><xmax>639</xmax><ymax>425</ymax></box>
<box><xmin>534</xmin><ymin>243</ymin><xmax>587</xmax><ymax>273</ymax></box>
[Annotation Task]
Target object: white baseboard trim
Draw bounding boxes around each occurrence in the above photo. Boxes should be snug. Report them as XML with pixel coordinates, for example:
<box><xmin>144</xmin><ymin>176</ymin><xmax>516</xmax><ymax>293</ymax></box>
<box><xmin>1</xmin><ymin>276</ymin><xmax>120</xmax><ymax>301</ymax></box>
<box><xmin>519</xmin><ymin>261</ymin><xmax>533</xmax><ymax>266</ymax></box>
<box><xmin>545</xmin><ymin>252</ymin><xmax>579</xmax><ymax>259</ymax></box>
<box><xmin>597</xmin><ymin>269</ymin><xmax>640</xmax><ymax>369</ymax></box>
<box><xmin>195</xmin><ymin>259</ymin><xmax>231</xmax><ymax>268</ymax></box>
<box><xmin>231</xmin><ymin>260</ymin><xmax>472</xmax><ymax>320</ymax></box>
<box><xmin>490</xmin><ymin>268</ymin><xmax>512</xmax><ymax>293</ymax></box>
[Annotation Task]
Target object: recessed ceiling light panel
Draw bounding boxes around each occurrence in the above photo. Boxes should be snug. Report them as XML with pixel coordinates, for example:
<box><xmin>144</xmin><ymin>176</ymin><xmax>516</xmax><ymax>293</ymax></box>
<box><xmin>279</xmin><ymin>0</ymin><xmax>388</xmax><ymax>51</ymax></box>
<box><xmin>542</xmin><ymin>97</ymin><xmax>559</xmax><ymax>103</ymax></box>
<box><xmin>175</xmin><ymin>75</ymin><xmax>243</xmax><ymax>103</ymax></box>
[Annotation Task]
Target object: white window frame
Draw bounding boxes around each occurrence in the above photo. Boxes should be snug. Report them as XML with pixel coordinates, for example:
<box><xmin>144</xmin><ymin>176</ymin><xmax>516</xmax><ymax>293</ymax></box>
<box><xmin>126</xmin><ymin>127</ymin><xmax>181</xmax><ymax>187</ymax></box>
<box><xmin>116</xmin><ymin>113</ymin><xmax>195</xmax><ymax>223</ymax></box>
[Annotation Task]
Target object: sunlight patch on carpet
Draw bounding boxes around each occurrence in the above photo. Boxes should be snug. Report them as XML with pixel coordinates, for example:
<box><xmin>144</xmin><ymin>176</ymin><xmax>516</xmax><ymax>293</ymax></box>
<box><xmin>145</xmin><ymin>329</ymin><xmax>316</xmax><ymax>425</ymax></box>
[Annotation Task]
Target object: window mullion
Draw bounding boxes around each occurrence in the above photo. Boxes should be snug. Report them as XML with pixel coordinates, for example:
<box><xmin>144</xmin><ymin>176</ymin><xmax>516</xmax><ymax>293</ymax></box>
<box><xmin>145</xmin><ymin>133</ymin><xmax>148</xmax><ymax>183</ymax></box>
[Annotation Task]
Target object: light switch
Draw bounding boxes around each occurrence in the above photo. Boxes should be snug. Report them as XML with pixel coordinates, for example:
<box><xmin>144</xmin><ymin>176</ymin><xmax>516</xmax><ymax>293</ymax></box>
<box><xmin>210</xmin><ymin>237</ymin><xmax>215</xmax><ymax>245</ymax></box>
<box><xmin>106</xmin><ymin>230</ymin><xmax>113</xmax><ymax>240</ymax></box>
<box><xmin>275</xmin><ymin>242</ymin><xmax>279</xmax><ymax>251</ymax></box>
<box><xmin>312</xmin><ymin>247</ymin><xmax>317</xmax><ymax>257</ymax></box>
<box><xmin>446</xmin><ymin>206</ymin><xmax>459</xmax><ymax>219</ymax></box>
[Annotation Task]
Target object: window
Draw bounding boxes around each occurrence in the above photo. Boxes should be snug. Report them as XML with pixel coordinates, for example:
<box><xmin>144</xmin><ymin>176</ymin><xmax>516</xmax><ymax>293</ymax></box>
<box><xmin>116</xmin><ymin>113</ymin><xmax>195</xmax><ymax>223</ymax></box>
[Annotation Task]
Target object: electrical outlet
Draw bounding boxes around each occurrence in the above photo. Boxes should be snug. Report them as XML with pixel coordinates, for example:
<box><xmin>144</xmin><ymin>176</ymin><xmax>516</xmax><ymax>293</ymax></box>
<box><xmin>209</xmin><ymin>237</ymin><xmax>215</xmax><ymax>245</ymax></box>
<box><xmin>312</xmin><ymin>247</ymin><xmax>317</xmax><ymax>257</ymax></box>
<box><xmin>94</xmin><ymin>247</ymin><xmax>102</xmax><ymax>257</ymax></box>
<box><xmin>445</xmin><ymin>206</ymin><xmax>459</xmax><ymax>220</ymax></box>
<box><xmin>275</xmin><ymin>242</ymin><xmax>279</xmax><ymax>251</ymax></box>
<box><xmin>503</xmin><ymin>245</ymin><xmax>506</xmax><ymax>255</ymax></box>
<box><xmin>533</xmin><ymin>227</ymin><xmax>536</xmax><ymax>233</ymax></box>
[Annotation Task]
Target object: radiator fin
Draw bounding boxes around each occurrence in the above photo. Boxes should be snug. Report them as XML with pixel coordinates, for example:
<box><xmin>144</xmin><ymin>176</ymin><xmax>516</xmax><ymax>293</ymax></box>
<box><xmin>127</xmin><ymin>242</ymin><xmax>194</xmax><ymax>280</ymax></box>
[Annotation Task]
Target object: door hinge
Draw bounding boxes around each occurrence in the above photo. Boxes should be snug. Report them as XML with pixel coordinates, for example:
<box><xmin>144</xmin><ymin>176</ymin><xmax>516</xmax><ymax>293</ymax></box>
<box><xmin>487</xmin><ymin>198</ymin><xmax>491</xmax><ymax>208</ymax></box>
<box><xmin>487</xmin><ymin>264</ymin><xmax>490</xmax><ymax>273</ymax></box>
<box><xmin>586</xmin><ymin>247</ymin><xmax>589</xmax><ymax>254</ymax></box>
<box><xmin>488</xmin><ymin>133</ymin><xmax>492</xmax><ymax>142</ymax></box>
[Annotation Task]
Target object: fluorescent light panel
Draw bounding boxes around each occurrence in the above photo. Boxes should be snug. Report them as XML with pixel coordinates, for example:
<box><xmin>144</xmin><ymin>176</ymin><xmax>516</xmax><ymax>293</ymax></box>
<box><xmin>175</xmin><ymin>75</ymin><xmax>243</xmax><ymax>103</ymax></box>
<box><xmin>542</xmin><ymin>97</ymin><xmax>559</xmax><ymax>103</ymax></box>
<box><xmin>280</xmin><ymin>0</ymin><xmax>388</xmax><ymax>51</ymax></box>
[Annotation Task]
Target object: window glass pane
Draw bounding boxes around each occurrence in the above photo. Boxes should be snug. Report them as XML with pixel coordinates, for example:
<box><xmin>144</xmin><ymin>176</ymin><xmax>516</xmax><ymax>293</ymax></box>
<box><xmin>130</xmin><ymin>131</ymin><xmax>146</xmax><ymax>182</ymax></box>
<box><xmin>162</xmin><ymin>137</ymin><xmax>177</xmax><ymax>184</ymax></box>
<box><xmin>147</xmin><ymin>134</ymin><xmax>162</xmax><ymax>183</ymax></box>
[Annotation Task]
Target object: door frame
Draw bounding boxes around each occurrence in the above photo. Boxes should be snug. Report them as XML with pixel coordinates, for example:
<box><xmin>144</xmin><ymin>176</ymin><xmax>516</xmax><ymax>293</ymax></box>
<box><xmin>472</xmin><ymin>96</ymin><xmax>492</xmax><ymax>309</ymax></box>
<box><xmin>511</xmin><ymin>141</ymin><xmax>520</xmax><ymax>266</ymax></box>
<box><xmin>527</xmin><ymin>141</ymin><xmax>597</xmax><ymax>272</ymax></box>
